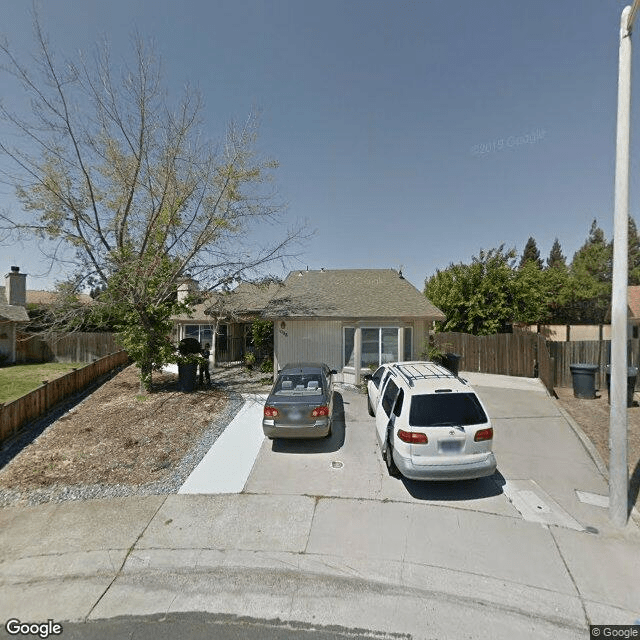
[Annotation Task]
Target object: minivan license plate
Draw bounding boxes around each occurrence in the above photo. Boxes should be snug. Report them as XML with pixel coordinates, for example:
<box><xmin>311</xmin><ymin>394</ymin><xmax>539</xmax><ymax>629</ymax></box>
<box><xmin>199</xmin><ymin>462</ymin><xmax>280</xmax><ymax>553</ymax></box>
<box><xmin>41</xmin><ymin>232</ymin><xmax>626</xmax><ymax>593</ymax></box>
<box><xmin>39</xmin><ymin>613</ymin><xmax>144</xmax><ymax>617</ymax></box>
<box><xmin>440</xmin><ymin>440</ymin><xmax>462</xmax><ymax>453</ymax></box>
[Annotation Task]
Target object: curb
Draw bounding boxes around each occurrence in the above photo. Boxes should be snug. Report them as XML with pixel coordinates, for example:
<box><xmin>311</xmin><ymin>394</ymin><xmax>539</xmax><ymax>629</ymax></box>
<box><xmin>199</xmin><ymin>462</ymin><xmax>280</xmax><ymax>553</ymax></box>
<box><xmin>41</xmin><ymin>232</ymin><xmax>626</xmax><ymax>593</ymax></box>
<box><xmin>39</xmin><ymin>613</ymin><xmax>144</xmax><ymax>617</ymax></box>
<box><xmin>552</xmin><ymin>397</ymin><xmax>640</xmax><ymax>527</ymax></box>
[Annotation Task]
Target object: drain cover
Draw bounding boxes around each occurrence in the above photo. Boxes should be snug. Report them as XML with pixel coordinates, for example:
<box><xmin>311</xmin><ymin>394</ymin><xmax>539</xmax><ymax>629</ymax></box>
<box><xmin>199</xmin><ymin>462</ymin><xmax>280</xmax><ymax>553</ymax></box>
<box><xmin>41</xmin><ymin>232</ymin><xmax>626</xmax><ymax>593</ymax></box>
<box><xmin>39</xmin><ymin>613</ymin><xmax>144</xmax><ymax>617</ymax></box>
<box><xmin>331</xmin><ymin>460</ymin><xmax>344</xmax><ymax>469</ymax></box>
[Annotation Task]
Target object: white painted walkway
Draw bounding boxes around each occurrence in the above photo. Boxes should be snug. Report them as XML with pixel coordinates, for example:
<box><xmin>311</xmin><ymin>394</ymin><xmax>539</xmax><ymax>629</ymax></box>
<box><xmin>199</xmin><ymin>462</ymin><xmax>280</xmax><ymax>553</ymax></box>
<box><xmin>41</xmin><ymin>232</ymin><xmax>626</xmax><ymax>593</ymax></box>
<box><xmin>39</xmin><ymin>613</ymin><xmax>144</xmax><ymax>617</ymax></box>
<box><xmin>178</xmin><ymin>394</ymin><xmax>268</xmax><ymax>495</ymax></box>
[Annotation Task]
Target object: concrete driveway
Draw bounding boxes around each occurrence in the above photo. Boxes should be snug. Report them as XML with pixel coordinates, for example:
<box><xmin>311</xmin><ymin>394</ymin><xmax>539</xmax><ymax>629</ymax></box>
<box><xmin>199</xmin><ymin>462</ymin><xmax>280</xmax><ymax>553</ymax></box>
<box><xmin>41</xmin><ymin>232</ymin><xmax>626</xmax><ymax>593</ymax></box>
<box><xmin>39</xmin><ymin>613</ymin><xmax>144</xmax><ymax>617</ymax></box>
<box><xmin>243</xmin><ymin>375</ymin><xmax>625</xmax><ymax>535</ymax></box>
<box><xmin>2</xmin><ymin>373</ymin><xmax>639</xmax><ymax>639</ymax></box>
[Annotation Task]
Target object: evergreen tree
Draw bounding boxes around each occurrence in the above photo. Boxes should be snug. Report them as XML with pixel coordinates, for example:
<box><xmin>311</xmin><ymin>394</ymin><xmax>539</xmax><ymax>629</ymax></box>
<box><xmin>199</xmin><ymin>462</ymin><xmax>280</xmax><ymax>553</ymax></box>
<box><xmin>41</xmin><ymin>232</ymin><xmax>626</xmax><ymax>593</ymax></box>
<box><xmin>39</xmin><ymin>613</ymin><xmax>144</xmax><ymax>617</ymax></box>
<box><xmin>519</xmin><ymin>237</ymin><xmax>543</xmax><ymax>269</ymax></box>
<box><xmin>546</xmin><ymin>238</ymin><xmax>567</xmax><ymax>270</ymax></box>
<box><xmin>628</xmin><ymin>216</ymin><xmax>640</xmax><ymax>285</ymax></box>
<box><xmin>564</xmin><ymin>219</ymin><xmax>612</xmax><ymax>323</ymax></box>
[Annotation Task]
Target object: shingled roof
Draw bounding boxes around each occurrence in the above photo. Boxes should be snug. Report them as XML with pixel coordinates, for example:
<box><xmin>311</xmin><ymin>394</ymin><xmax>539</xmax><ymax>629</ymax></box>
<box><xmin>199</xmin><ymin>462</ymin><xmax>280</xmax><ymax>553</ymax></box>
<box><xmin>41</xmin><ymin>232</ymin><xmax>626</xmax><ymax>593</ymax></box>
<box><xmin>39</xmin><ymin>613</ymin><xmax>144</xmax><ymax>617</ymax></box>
<box><xmin>0</xmin><ymin>288</ymin><xmax>29</xmax><ymax>322</ymax></box>
<box><xmin>172</xmin><ymin>281</ymin><xmax>284</xmax><ymax>323</ymax></box>
<box><xmin>172</xmin><ymin>269</ymin><xmax>444</xmax><ymax>323</ymax></box>
<box><xmin>263</xmin><ymin>269</ymin><xmax>445</xmax><ymax>319</ymax></box>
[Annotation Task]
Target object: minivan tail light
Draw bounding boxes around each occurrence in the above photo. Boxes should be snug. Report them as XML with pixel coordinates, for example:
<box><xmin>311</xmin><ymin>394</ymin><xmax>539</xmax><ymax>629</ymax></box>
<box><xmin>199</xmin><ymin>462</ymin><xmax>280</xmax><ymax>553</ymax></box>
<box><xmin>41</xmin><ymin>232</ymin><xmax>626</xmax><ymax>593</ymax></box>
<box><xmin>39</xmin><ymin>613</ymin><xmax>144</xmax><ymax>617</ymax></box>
<box><xmin>264</xmin><ymin>406</ymin><xmax>279</xmax><ymax>418</ymax></box>
<box><xmin>474</xmin><ymin>427</ymin><xmax>493</xmax><ymax>441</ymax></box>
<box><xmin>311</xmin><ymin>405</ymin><xmax>330</xmax><ymax>417</ymax></box>
<box><xmin>397</xmin><ymin>430</ymin><xmax>428</xmax><ymax>444</ymax></box>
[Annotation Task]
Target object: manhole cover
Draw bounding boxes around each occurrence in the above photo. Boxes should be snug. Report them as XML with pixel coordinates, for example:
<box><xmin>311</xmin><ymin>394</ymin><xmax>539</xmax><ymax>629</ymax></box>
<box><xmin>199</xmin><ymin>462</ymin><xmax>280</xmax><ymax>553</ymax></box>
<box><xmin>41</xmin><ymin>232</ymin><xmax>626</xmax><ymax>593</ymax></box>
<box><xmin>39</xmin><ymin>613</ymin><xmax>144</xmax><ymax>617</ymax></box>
<box><xmin>331</xmin><ymin>460</ymin><xmax>344</xmax><ymax>469</ymax></box>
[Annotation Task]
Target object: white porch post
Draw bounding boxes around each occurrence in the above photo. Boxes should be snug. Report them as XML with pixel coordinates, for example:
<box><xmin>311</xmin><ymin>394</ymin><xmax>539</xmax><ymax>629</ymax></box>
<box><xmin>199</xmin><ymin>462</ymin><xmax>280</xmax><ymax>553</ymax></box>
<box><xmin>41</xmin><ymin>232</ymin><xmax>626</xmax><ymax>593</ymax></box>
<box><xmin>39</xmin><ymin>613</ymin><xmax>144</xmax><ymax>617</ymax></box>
<box><xmin>354</xmin><ymin>327</ymin><xmax>362</xmax><ymax>383</ymax></box>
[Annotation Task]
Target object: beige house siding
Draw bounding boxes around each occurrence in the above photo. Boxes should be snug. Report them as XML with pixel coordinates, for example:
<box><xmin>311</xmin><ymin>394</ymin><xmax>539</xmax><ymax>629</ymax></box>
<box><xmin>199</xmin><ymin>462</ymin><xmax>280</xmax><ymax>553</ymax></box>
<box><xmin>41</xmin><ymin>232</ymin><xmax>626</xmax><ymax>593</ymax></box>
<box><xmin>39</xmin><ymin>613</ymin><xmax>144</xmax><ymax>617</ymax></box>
<box><xmin>274</xmin><ymin>319</ymin><xmax>343</xmax><ymax>374</ymax></box>
<box><xmin>274</xmin><ymin>317</ymin><xmax>431</xmax><ymax>384</ymax></box>
<box><xmin>523</xmin><ymin>324</ymin><xmax>614</xmax><ymax>341</ymax></box>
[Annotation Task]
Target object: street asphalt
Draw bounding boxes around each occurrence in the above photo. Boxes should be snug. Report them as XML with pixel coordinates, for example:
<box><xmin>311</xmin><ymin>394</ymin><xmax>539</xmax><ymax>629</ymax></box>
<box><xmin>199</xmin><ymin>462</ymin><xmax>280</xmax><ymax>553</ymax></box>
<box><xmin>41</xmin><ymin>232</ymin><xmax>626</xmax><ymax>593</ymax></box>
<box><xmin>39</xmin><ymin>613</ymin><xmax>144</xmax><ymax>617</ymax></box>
<box><xmin>1</xmin><ymin>372</ymin><xmax>639</xmax><ymax>640</ymax></box>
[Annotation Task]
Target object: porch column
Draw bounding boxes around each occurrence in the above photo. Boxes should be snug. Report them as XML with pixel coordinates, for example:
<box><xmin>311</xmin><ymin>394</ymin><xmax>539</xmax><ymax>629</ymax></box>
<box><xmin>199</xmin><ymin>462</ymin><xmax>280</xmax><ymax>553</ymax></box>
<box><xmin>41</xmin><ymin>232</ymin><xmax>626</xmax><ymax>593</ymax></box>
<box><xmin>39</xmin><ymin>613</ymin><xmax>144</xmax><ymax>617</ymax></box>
<box><xmin>398</xmin><ymin>327</ymin><xmax>405</xmax><ymax>362</ymax></box>
<box><xmin>354</xmin><ymin>327</ymin><xmax>362</xmax><ymax>383</ymax></box>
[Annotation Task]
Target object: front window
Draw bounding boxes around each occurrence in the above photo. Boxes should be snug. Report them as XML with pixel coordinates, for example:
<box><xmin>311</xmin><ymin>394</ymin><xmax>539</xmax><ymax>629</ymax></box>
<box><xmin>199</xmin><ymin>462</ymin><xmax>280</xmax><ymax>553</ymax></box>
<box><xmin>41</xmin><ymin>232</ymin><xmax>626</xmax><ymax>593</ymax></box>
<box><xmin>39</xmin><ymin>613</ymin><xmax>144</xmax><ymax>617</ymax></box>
<box><xmin>361</xmin><ymin>327</ymin><xmax>400</xmax><ymax>368</ymax></box>
<box><xmin>343</xmin><ymin>326</ymin><xmax>413</xmax><ymax>370</ymax></box>
<box><xmin>344</xmin><ymin>327</ymin><xmax>355</xmax><ymax>367</ymax></box>
<box><xmin>184</xmin><ymin>324</ymin><xmax>213</xmax><ymax>347</ymax></box>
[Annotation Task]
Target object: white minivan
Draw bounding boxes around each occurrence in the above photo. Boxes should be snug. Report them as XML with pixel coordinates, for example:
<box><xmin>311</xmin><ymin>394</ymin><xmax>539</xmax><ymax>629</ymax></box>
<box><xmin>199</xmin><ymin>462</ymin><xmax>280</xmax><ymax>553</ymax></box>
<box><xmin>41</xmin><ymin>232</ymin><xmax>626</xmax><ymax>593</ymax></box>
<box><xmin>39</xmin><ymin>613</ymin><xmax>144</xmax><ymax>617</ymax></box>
<box><xmin>365</xmin><ymin>362</ymin><xmax>496</xmax><ymax>481</ymax></box>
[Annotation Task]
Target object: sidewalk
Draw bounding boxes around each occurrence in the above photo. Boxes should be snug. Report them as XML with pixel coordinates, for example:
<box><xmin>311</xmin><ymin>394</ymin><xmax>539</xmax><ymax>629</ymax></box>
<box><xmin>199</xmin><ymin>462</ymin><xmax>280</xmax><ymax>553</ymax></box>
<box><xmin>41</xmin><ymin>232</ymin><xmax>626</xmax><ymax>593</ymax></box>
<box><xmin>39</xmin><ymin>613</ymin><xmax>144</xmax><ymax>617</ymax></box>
<box><xmin>1</xmin><ymin>373</ymin><xmax>639</xmax><ymax>639</ymax></box>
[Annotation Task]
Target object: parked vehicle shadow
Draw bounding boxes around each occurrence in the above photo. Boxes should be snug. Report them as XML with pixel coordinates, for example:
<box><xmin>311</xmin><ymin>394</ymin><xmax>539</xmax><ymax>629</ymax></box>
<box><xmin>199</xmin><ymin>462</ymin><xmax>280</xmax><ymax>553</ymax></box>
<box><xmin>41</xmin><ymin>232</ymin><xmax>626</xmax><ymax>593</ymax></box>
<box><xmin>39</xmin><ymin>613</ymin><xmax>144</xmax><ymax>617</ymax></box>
<box><xmin>399</xmin><ymin>469</ymin><xmax>507</xmax><ymax>501</ymax></box>
<box><xmin>270</xmin><ymin>392</ymin><xmax>346</xmax><ymax>454</ymax></box>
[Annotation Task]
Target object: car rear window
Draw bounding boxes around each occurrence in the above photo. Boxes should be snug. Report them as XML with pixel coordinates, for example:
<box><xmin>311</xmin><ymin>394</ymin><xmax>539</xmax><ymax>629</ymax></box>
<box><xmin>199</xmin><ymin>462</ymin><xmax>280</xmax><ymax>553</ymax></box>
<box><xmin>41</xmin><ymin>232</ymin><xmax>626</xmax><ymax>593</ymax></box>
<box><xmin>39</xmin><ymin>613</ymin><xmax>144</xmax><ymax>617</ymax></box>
<box><xmin>409</xmin><ymin>393</ymin><xmax>488</xmax><ymax>427</ymax></box>
<box><xmin>274</xmin><ymin>373</ymin><xmax>323</xmax><ymax>395</ymax></box>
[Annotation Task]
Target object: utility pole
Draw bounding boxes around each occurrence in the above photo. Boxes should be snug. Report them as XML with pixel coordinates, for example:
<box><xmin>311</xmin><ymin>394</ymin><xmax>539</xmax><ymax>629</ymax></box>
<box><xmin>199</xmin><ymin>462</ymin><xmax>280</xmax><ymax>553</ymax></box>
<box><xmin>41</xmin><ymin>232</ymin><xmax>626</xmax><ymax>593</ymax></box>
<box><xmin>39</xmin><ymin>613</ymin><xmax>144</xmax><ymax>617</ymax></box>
<box><xmin>610</xmin><ymin>2</ymin><xmax>640</xmax><ymax>527</ymax></box>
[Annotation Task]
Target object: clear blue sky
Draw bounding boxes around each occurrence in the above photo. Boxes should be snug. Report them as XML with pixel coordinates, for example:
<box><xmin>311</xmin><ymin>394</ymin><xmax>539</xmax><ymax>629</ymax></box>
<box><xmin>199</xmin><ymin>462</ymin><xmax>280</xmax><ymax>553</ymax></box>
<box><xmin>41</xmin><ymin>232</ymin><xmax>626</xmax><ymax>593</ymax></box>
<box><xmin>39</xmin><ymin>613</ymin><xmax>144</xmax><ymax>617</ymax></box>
<box><xmin>0</xmin><ymin>0</ymin><xmax>637</xmax><ymax>292</ymax></box>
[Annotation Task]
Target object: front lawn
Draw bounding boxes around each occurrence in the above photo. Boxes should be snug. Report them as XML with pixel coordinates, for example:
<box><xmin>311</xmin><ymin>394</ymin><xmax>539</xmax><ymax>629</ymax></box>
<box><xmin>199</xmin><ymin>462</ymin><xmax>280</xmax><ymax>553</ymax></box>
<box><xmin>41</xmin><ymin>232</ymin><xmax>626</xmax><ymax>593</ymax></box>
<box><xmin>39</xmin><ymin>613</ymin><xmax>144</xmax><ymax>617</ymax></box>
<box><xmin>0</xmin><ymin>362</ymin><xmax>85</xmax><ymax>404</ymax></box>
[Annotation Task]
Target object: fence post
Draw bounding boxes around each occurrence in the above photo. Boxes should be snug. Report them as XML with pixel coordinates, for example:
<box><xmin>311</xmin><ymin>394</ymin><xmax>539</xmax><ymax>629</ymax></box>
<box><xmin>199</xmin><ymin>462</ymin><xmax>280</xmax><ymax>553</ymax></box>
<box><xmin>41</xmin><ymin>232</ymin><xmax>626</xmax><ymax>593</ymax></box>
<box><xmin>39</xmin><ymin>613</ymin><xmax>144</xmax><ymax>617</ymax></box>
<box><xmin>42</xmin><ymin>380</ymin><xmax>49</xmax><ymax>411</ymax></box>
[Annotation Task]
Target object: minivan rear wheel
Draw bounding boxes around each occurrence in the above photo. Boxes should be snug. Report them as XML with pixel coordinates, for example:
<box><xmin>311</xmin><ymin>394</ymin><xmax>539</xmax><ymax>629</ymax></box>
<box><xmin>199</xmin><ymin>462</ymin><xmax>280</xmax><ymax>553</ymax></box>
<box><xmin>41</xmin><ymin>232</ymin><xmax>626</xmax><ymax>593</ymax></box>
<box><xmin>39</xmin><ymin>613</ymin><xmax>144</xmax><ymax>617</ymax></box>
<box><xmin>385</xmin><ymin>438</ymin><xmax>401</xmax><ymax>477</ymax></box>
<box><xmin>367</xmin><ymin>396</ymin><xmax>374</xmax><ymax>416</ymax></box>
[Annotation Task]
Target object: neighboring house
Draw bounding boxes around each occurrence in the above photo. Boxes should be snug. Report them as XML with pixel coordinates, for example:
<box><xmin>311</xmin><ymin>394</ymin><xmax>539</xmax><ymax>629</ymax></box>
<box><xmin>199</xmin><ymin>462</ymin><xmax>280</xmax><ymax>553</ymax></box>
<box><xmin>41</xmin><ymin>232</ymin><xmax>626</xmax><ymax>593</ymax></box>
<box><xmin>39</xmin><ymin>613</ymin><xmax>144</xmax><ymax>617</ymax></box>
<box><xmin>172</xmin><ymin>277</ymin><xmax>283</xmax><ymax>364</ymax></box>
<box><xmin>173</xmin><ymin>268</ymin><xmax>445</xmax><ymax>383</ymax></box>
<box><xmin>0</xmin><ymin>267</ymin><xmax>30</xmax><ymax>363</ymax></box>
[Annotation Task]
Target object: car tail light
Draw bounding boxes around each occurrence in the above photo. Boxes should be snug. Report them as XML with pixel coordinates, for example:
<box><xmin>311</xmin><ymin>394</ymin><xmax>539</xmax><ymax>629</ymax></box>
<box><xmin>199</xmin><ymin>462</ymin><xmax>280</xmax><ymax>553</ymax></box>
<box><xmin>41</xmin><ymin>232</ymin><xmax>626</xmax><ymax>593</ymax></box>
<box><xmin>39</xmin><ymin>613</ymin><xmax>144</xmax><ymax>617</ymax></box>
<box><xmin>311</xmin><ymin>405</ymin><xmax>330</xmax><ymax>417</ymax></box>
<box><xmin>397</xmin><ymin>430</ymin><xmax>428</xmax><ymax>444</ymax></box>
<box><xmin>264</xmin><ymin>406</ymin><xmax>279</xmax><ymax>418</ymax></box>
<box><xmin>474</xmin><ymin>427</ymin><xmax>493</xmax><ymax>441</ymax></box>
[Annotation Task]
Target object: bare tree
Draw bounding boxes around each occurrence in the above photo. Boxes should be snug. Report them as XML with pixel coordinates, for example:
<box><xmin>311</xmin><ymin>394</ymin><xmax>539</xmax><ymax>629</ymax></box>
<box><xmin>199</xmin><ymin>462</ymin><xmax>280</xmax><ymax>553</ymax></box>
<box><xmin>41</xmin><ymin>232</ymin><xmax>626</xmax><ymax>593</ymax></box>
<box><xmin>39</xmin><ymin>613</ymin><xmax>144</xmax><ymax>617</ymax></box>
<box><xmin>0</xmin><ymin>18</ymin><xmax>307</xmax><ymax>390</ymax></box>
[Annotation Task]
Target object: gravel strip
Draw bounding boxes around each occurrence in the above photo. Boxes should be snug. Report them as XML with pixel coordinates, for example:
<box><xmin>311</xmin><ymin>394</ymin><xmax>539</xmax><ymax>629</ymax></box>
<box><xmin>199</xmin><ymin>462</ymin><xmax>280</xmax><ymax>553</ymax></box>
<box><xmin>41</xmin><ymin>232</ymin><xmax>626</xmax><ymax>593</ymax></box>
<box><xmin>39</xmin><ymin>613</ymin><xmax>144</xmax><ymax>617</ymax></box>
<box><xmin>0</xmin><ymin>390</ymin><xmax>246</xmax><ymax>508</ymax></box>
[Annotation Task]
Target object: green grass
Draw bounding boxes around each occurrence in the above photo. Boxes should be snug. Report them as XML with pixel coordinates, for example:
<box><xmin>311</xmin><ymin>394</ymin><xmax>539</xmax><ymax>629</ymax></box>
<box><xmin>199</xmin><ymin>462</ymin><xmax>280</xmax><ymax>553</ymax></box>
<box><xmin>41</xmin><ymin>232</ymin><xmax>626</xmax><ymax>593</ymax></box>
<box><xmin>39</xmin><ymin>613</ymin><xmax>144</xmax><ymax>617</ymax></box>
<box><xmin>0</xmin><ymin>362</ymin><xmax>85</xmax><ymax>404</ymax></box>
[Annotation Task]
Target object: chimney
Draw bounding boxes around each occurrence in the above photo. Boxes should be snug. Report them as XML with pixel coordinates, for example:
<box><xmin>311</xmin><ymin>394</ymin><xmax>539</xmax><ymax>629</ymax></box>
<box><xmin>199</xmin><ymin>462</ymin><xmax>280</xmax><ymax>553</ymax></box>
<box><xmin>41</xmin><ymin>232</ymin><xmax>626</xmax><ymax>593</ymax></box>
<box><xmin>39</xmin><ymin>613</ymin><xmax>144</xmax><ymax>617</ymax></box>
<box><xmin>177</xmin><ymin>274</ymin><xmax>198</xmax><ymax>303</ymax></box>
<box><xmin>5</xmin><ymin>266</ymin><xmax>27</xmax><ymax>307</ymax></box>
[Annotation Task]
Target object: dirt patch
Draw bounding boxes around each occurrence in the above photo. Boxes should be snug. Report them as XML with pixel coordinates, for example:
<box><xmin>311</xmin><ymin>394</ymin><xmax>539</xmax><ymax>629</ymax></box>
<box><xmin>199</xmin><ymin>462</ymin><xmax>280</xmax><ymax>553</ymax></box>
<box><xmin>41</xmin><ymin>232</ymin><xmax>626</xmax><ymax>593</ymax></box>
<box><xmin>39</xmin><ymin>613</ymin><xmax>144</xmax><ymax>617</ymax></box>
<box><xmin>554</xmin><ymin>386</ymin><xmax>640</xmax><ymax>513</ymax></box>
<box><xmin>0</xmin><ymin>364</ymin><xmax>231</xmax><ymax>490</ymax></box>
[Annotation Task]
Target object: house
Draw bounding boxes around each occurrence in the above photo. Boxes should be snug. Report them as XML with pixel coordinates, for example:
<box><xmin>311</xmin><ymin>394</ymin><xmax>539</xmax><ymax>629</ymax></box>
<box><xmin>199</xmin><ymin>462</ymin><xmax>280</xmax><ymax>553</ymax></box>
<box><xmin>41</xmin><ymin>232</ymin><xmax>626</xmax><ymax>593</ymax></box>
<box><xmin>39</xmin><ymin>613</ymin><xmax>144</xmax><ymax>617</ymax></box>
<box><xmin>263</xmin><ymin>269</ymin><xmax>445</xmax><ymax>383</ymax></box>
<box><xmin>173</xmin><ymin>268</ymin><xmax>445</xmax><ymax>383</ymax></box>
<box><xmin>0</xmin><ymin>267</ymin><xmax>30</xmax><ymax>363</ymax></box>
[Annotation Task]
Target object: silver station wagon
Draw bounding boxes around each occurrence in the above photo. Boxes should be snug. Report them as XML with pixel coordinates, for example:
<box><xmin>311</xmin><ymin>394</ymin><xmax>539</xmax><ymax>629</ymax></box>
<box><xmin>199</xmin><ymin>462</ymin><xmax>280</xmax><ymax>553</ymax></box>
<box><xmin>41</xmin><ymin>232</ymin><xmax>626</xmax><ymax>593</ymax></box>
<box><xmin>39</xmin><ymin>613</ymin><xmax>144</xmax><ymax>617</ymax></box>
<box><xmin>262</xmin><ymin>363</ymin><xmax>337</xmax><ymax>439</ymax></box>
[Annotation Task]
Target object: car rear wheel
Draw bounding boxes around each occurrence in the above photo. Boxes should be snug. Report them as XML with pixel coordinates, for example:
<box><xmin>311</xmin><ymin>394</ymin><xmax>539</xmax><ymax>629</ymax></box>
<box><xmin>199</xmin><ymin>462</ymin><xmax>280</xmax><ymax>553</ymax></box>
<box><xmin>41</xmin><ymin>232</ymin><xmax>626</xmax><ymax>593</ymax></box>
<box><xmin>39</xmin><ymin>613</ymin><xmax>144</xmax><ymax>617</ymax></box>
<box><xmin>385</xmin><ymin>437</ymin><xmax>400</xmax><ymax>477</ymax></box>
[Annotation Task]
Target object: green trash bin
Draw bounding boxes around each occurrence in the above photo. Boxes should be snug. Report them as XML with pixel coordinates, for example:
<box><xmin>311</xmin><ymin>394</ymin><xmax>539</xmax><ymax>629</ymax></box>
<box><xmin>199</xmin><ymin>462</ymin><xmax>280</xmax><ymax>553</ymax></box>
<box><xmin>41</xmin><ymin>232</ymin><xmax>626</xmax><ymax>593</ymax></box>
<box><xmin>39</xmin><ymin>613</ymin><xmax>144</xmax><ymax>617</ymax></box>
<box><xmin>569</xmin><ymin>363</ymin><xmax>599</xmax><ymax>399</ymax></box>
<box><xmin>605</xmin><ymin>365</ymin><xmax>638</xmax><ymax>407</ymax></box>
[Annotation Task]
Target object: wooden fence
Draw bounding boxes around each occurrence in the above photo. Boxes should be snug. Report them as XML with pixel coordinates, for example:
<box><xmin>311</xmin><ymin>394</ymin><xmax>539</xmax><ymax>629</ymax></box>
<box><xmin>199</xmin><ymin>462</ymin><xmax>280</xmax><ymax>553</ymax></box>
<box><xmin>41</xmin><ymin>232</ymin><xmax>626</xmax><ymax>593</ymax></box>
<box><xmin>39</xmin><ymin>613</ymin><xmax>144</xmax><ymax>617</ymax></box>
<box><xmin>434</xmin><ymin>331</ymin><xmax>540</xmax><ymax>377</ymax></box>
<box><xmin>0</xmin><ymin>350</ymin><xmax>129</xmax><ymax>446</ymax></box>
<box><xmin>16</xmin><ymin>332</ymin><xmax>122</xmax><ymax>364</ymax></box>
<box><xmin>431</xmin><ymin>331</ymin><xmax>621</xmax><ymax>394</ymax></box>
<box><xmin>547</xmin><ymin>339</ymin><xmax>640</xmax><ymax>390</ymax></box>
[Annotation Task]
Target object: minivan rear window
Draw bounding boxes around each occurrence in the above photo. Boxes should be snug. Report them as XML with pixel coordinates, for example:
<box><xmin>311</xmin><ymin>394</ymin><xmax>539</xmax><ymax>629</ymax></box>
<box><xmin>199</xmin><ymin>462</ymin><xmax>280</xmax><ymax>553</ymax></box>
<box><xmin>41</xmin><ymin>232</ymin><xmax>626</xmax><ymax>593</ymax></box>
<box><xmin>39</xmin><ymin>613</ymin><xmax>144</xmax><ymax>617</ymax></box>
<box><xmin>409</xmin><ymin>393</ymin><xmax>488</xmax><ymax>427</ymax></box>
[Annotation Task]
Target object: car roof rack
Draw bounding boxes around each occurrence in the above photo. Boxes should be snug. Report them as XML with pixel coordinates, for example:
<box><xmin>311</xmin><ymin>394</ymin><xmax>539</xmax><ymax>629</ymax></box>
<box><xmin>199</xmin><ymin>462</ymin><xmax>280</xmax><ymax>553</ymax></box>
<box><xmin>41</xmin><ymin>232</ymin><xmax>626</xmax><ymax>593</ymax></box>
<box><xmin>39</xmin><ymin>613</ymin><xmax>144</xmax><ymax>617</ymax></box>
<box><xmin>390</xmin><ymin>362</ymin><xmax>460</xmax><ymax>387</ymax></box>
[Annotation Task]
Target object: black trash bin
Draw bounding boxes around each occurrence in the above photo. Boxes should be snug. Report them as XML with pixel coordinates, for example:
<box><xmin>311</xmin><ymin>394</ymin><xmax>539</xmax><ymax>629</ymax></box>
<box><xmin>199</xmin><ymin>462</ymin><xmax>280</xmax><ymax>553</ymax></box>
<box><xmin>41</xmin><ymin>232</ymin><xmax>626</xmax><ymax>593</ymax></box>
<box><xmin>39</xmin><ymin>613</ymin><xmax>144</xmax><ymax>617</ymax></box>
<box><xmin>177</xmin><ymin>337</ymin><xmax>202</xmax><ymax>392</ymax></box>
<box><xmin>441</xmin><ymin>352</ymin><xmax>461</xmax><ymax>376</ymax></box>
<box><xmin>178</xmin><ymin>362</ymin><xmax>198</xmax><ymax>392</ymax></box>
<box><xmin>605</xmin><ymin>365</ymin><xmax>638</xmax><ymax>407</ymax></box>
<box><xmin>569</xmin><ymin>363</ymin><xmax>599</xmax><ymax>399</ymax></box>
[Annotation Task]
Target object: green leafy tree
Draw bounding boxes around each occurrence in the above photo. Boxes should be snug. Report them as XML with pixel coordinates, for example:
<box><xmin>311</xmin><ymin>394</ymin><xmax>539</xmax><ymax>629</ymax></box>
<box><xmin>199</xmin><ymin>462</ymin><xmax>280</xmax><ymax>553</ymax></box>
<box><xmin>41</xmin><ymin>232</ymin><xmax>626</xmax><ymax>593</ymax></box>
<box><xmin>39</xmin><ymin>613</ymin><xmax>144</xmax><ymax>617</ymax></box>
<box><xmin>426</xmin><ymin>246</ymin><xmax>520</xmax><ymax>335</ymax></box>
<box><xmin>0</xmin><ymin>20</ymin><xmax>306</xmax><ymax>391</ymax></box>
